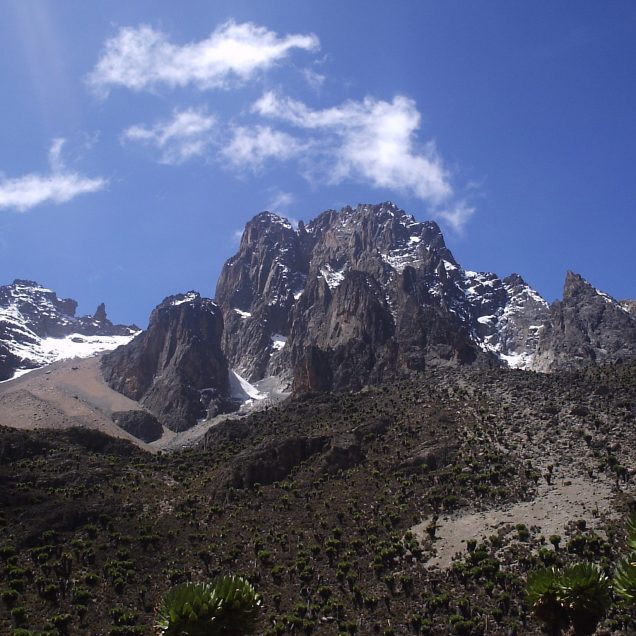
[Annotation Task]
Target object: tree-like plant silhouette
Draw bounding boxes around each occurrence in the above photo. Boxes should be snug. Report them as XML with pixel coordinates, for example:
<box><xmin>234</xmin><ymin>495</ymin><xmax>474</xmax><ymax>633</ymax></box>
<box><xmin>613</xmin><ymin>512</ymin><xmax>636</xmax><ymax>605</ymax></box>
<box><xmin>526</xmin><ymin>563</ymin><xmax>610</xmax><ymax>635</ymax></box>
<box><xmin>155</xmin><ymin>575</ymin><xmax>261</xmax><ymax>635</ymax></box>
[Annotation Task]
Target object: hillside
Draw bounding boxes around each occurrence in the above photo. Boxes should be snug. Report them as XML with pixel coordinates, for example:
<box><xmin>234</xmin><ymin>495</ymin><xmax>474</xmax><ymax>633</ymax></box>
<box><xmin>1</xmin><ymin>362</ymin><xmax>635</xmax><ymax>635</ymax></box>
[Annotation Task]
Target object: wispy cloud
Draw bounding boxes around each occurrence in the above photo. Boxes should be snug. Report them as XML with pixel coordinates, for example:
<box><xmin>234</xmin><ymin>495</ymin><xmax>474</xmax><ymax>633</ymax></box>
<box><xmin>48</xmin><ymin>137</ymin><xmax>66</xmax><ymax>172</ymax></box>
<box><xmin>0</xmin><ymin>139</ymin><xmax>107</xmax><ymax>212</ymax></box>
<box><xmin>302</xmin><ymin>68</ymin><xmax>326</xmax><ymax>90</ymax></box>
<box><xmin>253</xmin><ymin>92</ymin><xmax>452</xmax><ymax>204</ymax></box>
<box><xmin>88</xmin><ymin>21</ymin><xmax>319</xmax><ymax>96</ymax></box>
<box><xmin>222</xmin><ymin>125</ymin><xmax>306</xmax><ymax>171</ymax></box>
<box><xmin>266</xmin><ymin>189</ymin><xmax>295</xmax><ymax>214</ymax></box>
<box><xmin>122</xmin><ymin>108</ymin><xmax>216</xmax><ymax>165</ymax></box>
<box><xmin>437</xmin><ymin>200</ymin><xmax>476</xmax><ymax>232</ymax></box>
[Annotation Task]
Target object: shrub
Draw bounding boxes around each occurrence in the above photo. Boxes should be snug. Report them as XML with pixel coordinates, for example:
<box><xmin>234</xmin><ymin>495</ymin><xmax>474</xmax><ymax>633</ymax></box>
<box><xmin>527</xmin><ymin>563</ymin><xmax>610</xmax><ymax>635</ymax></box>
<box><xmin>155</xmin><ymin>575</ymin><xmax>261</xmax><ymax>635</ymax></box>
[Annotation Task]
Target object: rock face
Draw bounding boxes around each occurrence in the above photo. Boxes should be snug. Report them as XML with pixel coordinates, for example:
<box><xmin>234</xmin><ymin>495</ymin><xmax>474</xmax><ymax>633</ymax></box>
<box><xmin>101</xmin><ymin>292</ymin><xmax>231</xmax><ymax>432</ymax></box>
<box><xmin>531</xmin><ymin>272</ymin><xmax>636</xmax><ymax>371</ymax></box>
<box><xmin>0</xmin><ymin>280</ymin><xmax>138</xmax><ymax>381</ymax></box>
<box><xmin>216</xmin><ymin>203</ymin><xmax>553</xmax><ymax>391</ymax></box>
<box><xmin>111</xmin><ymin>410</ymin><xmax>163</xmax><ymax>443</ymax></box>
<box><xmin>215</xmin><ymin>212</ymin><xmax>309</xmax><ymax>383</ymax></box>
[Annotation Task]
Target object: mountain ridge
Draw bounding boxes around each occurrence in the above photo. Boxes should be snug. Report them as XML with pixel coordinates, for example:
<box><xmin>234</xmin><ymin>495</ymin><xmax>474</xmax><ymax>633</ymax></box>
<box><xmin>3</xmin><ymin>202</ymin><xmax>636</xmax><ymax>437</ymax></box>
<box><xmin>0</xmin><ymin>279</ymin><xmax>139</xmax><ymax>382</ymax></box>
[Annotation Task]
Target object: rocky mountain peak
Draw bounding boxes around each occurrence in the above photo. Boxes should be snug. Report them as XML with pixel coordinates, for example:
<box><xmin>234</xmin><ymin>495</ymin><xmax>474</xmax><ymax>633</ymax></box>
<box><xmin>503</xmin><ymin>273</ymin><xmax>527</xmax><ymax>288</ymax></box>
<box><xmin>0</xmin><ymin>280</ymin><xmax>137</xmax><ymax>381</ymax></box>
<box><xmin>101</xmin><ymin>291</ymin><xmax>230</xmax><ymax>432</ymax></box>
<box><xmin>218</xmin><ymin>202</ymin><xmax>498</xmax><ymax>391</ymax></box>
<box><xmin>531</xmin><ymin>271</ymin><xmax>636</xmax><ymax>371</ymax></box>
<box><xmin>563</xmin><ymin>270</ymin><xmax>597</xmax><ymax>300</ymax></box>
<box><xmin>241</xmin><ymin>211</ymin><xmax>295</xmax><ymax>249</ymax></box>
<box><xmin>93</xmin><ymin>302</ymin><xmax>108</xmax><ymax>322</ymax></box>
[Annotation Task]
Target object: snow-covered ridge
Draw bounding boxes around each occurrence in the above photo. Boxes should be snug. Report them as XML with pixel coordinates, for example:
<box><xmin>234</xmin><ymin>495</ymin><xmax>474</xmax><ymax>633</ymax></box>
<box><xmin>0</xmin><ymin>333</ymin><xmax>139</xmax><ymax>383</ymax></box>
<box><xmin>0</xmin><ymin>279</ymin><xmax>138</xmax><ymax>382</ymax></box>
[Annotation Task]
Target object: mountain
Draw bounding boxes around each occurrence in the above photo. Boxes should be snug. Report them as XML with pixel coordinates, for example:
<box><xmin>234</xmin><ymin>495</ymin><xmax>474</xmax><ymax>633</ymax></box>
<box><xmin>216</xmin><ymin>202</ymin><xmax>557</xmax><ymax>391</ymax></box>
<box><xmin>216</xmin><ymin>202</ymin><xmax>636</xmax><ymax>392</ymax></box>
<box><xmin>6</xmin><ymin>202</ymin><xmax>635</xmax><ymax>435</ymax></box>
<box><xmin>531</xmin><ymin>271</ymin><xmax>636</xmax><ymax>371</ymax></box>
<box><xmin>0</xmin><ymin>279</ymin><xmax>138</xmax><ymax>381</ymax></box>
<box><xmin>101</xmin><ymin>292</ymin><xmax>233</xmax><ymax>432</ymax></box>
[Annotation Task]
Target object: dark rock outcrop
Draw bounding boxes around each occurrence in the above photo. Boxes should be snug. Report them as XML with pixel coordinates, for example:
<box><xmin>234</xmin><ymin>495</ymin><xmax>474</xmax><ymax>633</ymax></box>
<box><xmin>101</xmin><ymin>292</ymin><xmax>230</xmax><ymax>432</ymax></box>
<box><xmin>220</xmin><ymin>203</ymin><xmax>636</xmax><ymax>387</ymax></box>
<box><xmin>220</xmin><ymin>435</ymin><xmax>329</xmax><ymax>489</ymax></box>
<box><xmin>215</xmin><ymin>212</ymin><xmax>309</xmax><ymax>383</ymax></box>
<box><xmin>532</xmin><ymin>272</ymin><xmax>636</xmax><ymax>371</ymax></box>
<box><xmin>111</xmin><ymin>410</ymin><xmax>163</xmax><ymax>443</ymax></box>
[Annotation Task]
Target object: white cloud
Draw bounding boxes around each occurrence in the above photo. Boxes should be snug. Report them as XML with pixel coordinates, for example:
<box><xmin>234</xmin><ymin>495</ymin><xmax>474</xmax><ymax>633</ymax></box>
<box><xmin>88</xmin><ymin>21</ymin><xmax>319</xmax><ymax>95</ymax></box>
<box><xmin>0</xmin><ymin>139</ymin><xmax>107</xmax><ymax>212</ymax></box>
<box><xmin>123</xmin><ymin>108</ymin><xmax>216</xmax><ymax>164</ymax></box>
<box><xmin>302</xmin><ymin>68</ymin><xmax>326</xmax><ymax>90</ymax></box>
<box><xmin>436</xmin><ymin>200</ymin><xmax>476</xmax><ymax>232</ymax></box>
<box><xmin>48</xmin><ymin>138</ymin><xmax>66</xmax><ymax>172</ymax></box>
<box><xmin>222</xmin><ymin>125</ymin><xmax>305</xmax><ymax>170</ymax></box>
<box><xmin>231</xmin><ymin>228</ymin><xmax>244</xmax><ymax>247</ymax></box>
<box><xmin>266</xmin><ymin>189</ymin><xmax>296</xmax><ymax>214</ymax></box>
<box><xmin>253</xmin><ymin>91</ymin><xmax>452</xmax><ymax>205</ymax></box>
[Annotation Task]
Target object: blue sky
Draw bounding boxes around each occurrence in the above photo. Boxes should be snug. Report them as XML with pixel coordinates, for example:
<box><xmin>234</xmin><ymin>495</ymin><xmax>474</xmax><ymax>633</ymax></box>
<box><xmin>0</xmin><ymin>1</ymin><xmax>634</xmax><ymax>326</ymax></box>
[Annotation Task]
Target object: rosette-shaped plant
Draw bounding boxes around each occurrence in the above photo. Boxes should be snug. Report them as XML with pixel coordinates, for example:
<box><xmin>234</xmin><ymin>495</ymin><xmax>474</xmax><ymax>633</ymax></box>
<box><xmin>155</xmin><ymin>575</ymin><xmax>261</xmax><ymax>635</ymax></box>
<box><xmin>527</xmin><ymin>567</ymin><xmax>565</xmax><ymax>635</ymax></box>
<box><xmin>614</xmin><ymin>513</ymin><xmax>636</xmax><ymax>605</ymax></box>
<box><xmin>527</xmin><ymin>563</ymin><xmax>610</xmax><ymax>635</ymax></box>
<box><xmin>556</xmin><ymin>563</ymin><xmax>610</xmax><ymax>635</ymax></box>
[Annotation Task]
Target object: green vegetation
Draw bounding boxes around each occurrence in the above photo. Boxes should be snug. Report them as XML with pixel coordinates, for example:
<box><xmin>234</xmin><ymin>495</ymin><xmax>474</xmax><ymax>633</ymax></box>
<box><xmin>613</xmin><ymin>513</ymin><xmax>636</xmax><ymax>605</ymax></box>
<box><xmin>527</xmin><ymin>564</ymin><xmax>610</xmax><ymax>635</ymax></box>
<box><xmin>155</xmin><ymin>576</ymin><xmax>260</xmax><ymax>635</ymax></box>
<box><xmin>1</xmin><ymin>362</ymin><xmax>636</xmax><ymax>633</ymax></box>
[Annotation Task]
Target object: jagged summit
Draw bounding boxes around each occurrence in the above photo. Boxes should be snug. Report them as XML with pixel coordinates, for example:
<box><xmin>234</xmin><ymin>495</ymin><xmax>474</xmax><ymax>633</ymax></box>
<box><xmin>531</xmin><ymin>270</ymin><xmax>636</xmax><ymax>371</ymax></box>
<box><xmin>0</xmin><ymin>279</ymin><xmax>138</xmax><ymax>381</ymax></box>
<box><xmin>3</xmin><ymin>203</ymin><xmax>636</xmax><ymax>437</ymax></box>
<box><xmin>215</xmin><ymin>202</ymin><xmax>557</xmax><ymax>391</ymax></box>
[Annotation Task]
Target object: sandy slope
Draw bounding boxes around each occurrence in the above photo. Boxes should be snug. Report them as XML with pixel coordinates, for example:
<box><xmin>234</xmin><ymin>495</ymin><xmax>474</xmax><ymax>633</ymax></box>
<box><xmin>414</xmin><ymin>473</ymin><xmax>618</xmax><ymax>568</ymax></box>
<box><xmin>0</xmin><ymin>357</ymin><xmax>156</xmax><ymax>449</ymax></box>
<box><xmin>0</xmin><ymin>355</ymin><xmax>278</xmax><ymax>452</ymax></box>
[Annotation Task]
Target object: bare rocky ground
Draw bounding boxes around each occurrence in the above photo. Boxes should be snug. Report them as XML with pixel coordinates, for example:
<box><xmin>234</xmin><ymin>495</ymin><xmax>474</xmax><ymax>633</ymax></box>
<box><xmin>0</xmin><ymin>355</ymin><xmax>285</xmax><ymax>452</ymax></box>
<box><xmin>0</xmin><ymin>357</ymin><xmax>146</xmax><ymax>444</ymax></box>
<box><xmin>413</xmin><ymin>367</ymin><xmax>635</xmax><ymax>571</ymax></box>
<box><xmin>417</xmin><ymin>474</ymin><xmax>617</xmax><ymax>569</ymax></box>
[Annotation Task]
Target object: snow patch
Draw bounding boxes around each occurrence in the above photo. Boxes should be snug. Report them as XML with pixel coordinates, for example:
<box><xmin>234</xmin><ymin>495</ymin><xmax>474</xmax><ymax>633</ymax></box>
<box><xmin>229</xmin><ymin>369</ymin><xmax>265</xmax><ymax>402</ymax></box>
<box><xmin>172</xmin><ymin>292</ymin><xmax>199</xmax><ymax>306</ymax></box>
<box><xmin>271</xmin><ymin>333</ymin><xmax>287</xmax><ymax>350</ymax></box>
<box><xmin>39</xmin><ymin>334</ymin><xmax>136</xmax><ymax>359</ymax></box>
<box><xmin>319</xmin><ymin>264</ymin><xmax>346</xmax><ymax>289</ymax></box>
<box><xmin>233</xmin><ymin>308</ymin><xmax>252</xmax><ymax>318</ymax></box>
<box><xmin>500</xmin><ymin>351</ymin><xmax>535</xmax><ymax>370</ymax></box>
<box><xmin>0</xmin><ymin>332</ymin><xmax>139</xmax><ymax>382</ymax></box>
